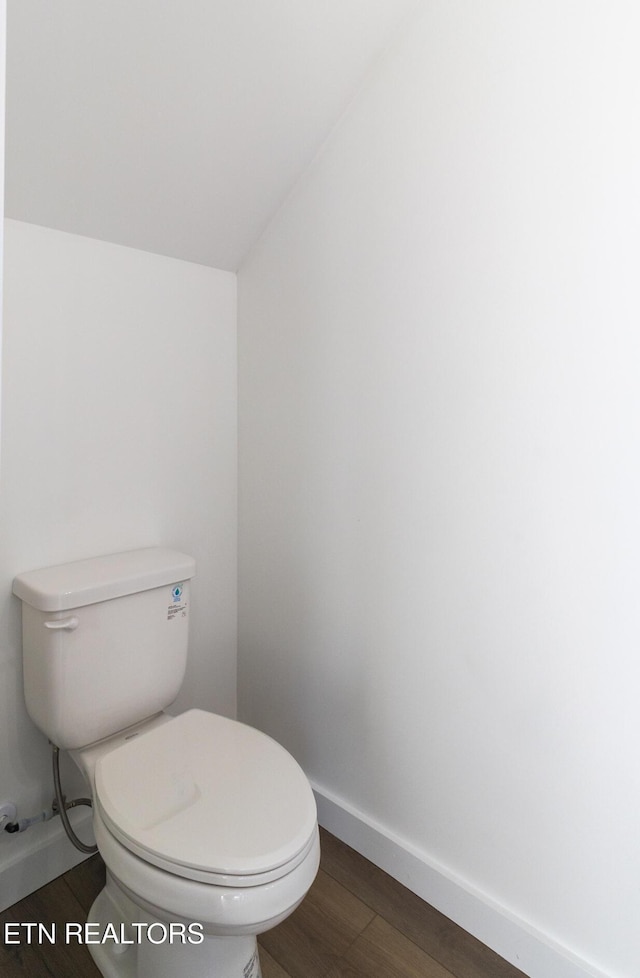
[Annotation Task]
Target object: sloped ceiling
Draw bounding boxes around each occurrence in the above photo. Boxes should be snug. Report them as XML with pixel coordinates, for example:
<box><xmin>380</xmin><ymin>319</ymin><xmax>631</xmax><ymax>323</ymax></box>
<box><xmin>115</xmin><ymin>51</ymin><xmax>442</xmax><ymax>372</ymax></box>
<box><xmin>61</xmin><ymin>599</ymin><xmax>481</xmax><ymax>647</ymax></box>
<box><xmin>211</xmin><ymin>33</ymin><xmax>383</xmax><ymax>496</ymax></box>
<box><xmin>5</xmin><ymin>0</ymin><xmax>417</xmax><ymax>271</ymax></box>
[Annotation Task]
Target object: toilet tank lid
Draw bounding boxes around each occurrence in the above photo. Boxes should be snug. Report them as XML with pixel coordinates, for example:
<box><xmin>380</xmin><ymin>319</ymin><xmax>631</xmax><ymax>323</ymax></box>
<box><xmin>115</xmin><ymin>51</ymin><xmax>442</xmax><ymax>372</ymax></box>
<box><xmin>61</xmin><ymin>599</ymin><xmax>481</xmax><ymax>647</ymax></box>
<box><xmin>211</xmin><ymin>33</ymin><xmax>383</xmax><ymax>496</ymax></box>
<box><xmin>13</xmin><ymin>548</ymin><xmax>196</xmax><ymax>612</ymax></box>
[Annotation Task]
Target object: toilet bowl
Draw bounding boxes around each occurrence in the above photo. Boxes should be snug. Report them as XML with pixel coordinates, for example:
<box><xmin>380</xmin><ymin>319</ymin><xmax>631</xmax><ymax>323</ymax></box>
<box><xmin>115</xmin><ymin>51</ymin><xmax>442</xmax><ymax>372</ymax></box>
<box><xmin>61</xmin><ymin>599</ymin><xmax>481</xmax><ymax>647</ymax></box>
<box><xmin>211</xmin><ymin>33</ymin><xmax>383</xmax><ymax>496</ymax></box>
<box><xmin>71</xmin><ymin>709</ymin><xmax>320</xmax><ymax>978</ymax></box>
<box><xmin>13</xmin><ymin>549</ymin><xmax>320</xmax><ymax>978</ymax></box>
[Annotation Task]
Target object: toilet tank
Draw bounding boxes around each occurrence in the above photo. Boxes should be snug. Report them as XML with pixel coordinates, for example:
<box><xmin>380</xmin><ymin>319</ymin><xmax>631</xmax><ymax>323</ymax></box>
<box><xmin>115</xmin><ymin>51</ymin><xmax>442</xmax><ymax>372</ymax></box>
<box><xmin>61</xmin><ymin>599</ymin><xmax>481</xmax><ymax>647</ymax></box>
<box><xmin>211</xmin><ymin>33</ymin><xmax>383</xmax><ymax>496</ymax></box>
<box><xmin>13</xmin><ymin>548</ymin><xmax>196</xmax><ymax>750</ymax></box>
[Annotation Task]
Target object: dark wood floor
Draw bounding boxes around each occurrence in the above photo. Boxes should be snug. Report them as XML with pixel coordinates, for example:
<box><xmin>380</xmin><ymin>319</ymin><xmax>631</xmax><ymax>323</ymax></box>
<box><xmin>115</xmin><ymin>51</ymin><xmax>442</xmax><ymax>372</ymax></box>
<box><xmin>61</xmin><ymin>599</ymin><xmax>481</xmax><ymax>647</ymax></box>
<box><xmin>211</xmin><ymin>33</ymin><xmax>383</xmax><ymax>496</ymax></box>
<box><xmin>0</xmin><ymin>827</ymin><xmax>526</xmax><ymax>978</ymax></box>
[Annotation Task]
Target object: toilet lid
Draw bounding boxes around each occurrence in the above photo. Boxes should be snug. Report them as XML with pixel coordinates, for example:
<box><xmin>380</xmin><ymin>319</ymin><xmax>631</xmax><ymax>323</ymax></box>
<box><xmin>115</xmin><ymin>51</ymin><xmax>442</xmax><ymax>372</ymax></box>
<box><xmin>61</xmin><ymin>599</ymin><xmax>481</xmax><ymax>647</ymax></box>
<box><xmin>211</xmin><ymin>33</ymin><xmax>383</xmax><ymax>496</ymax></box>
<box><xmin>95</xmin><ymin>709</ymin><xmax>317</xmax><ymax>880</ymax></box>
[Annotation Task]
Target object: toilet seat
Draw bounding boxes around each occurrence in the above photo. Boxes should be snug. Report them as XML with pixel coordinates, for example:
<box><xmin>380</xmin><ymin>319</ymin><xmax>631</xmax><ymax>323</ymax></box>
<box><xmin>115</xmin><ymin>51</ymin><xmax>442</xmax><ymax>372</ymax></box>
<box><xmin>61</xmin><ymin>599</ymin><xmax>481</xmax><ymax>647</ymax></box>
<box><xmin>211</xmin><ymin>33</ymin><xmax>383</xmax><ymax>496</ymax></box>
<box><xmin>95</xmin><ymin>709</ymin><xmax>317</xmax><ymax>886</ymax></box>
<box><xmin>93</xmin><ymin>806</ymin><xmax>321</xmax><ymax>935</ymax></box>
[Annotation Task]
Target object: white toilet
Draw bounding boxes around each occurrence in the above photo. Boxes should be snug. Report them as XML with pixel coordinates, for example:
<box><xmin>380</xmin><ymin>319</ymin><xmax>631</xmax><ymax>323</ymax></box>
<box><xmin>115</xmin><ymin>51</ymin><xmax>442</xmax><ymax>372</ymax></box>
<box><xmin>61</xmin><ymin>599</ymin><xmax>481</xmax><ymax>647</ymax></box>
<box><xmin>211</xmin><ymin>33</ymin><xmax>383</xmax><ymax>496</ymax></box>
<box><xmin>13</xmin><ymin>548</ymin><xmax>320</xmax><ymax>978</ymax></box>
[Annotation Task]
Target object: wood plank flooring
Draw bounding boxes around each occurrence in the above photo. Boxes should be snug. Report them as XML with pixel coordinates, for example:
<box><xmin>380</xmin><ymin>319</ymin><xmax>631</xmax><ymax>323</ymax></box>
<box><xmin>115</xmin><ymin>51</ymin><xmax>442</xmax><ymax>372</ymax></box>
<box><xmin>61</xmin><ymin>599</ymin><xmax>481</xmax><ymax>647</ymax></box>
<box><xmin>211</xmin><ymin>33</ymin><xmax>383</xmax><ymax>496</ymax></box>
<box><xmin>0</xmin><ymin>828</ymin><xmax>526</xmax><ymax>978</ymax></box>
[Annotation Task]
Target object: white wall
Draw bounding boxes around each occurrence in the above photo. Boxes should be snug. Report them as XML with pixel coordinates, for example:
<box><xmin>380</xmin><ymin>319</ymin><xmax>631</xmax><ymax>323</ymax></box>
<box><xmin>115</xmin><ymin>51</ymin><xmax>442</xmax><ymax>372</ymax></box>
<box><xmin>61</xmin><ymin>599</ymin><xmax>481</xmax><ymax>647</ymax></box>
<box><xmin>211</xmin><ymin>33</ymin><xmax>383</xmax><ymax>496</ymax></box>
<box><xmin>238</xmin><ymin>4</ymin><xmax>640</xmax><ymax>978</ymax></box>
<box><xmin>0</xmin><ymin>220</ymin><xmax>237</xmax><ymax>906</ymax></box>
<box><xmin>0</xmin><ymin>0</ymin><xmax>5</xmax><ymax>430</ymax></box>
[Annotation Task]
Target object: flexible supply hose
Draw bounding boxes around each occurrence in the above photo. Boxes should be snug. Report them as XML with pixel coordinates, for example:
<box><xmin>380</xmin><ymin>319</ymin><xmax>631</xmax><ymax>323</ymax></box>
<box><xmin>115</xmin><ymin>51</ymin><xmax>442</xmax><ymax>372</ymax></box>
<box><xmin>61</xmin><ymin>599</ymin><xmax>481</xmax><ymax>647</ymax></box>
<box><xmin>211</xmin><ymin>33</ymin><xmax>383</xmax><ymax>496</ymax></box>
<box><xmin>52</xmin><ymin>745</ymin><xmax>98</xmax><ymax>854</ymax></box>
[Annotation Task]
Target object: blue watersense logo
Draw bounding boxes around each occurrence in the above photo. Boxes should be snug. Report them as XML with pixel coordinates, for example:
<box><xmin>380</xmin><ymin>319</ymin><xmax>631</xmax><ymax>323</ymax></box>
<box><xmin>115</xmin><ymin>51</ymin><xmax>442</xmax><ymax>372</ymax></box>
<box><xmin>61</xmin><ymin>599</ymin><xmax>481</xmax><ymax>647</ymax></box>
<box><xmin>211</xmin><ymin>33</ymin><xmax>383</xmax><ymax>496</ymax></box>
<box><xmin>172</xmin><ymin>586</ymin><xmax>183</xmax><ymax>602</ymax></box>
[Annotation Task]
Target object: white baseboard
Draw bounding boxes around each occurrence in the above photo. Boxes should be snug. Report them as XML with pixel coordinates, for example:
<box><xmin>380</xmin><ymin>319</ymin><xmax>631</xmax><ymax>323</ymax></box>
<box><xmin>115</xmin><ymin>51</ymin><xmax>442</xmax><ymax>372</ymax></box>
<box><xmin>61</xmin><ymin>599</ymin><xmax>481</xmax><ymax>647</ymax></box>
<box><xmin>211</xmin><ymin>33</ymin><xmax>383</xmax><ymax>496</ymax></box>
<box><xmin>312</xmin><ymin>783</ymin><xmax>607</xmax><ymax>978</ymax></box>
<box><xmin>0</xmin><ymin>809</ymin><xmax>95</xmax><ymax>913</ymax></box>
<box><xmin>0</xmin><ymin>787</ymin><xmax>609</xmax><ymax>978</ymax></box>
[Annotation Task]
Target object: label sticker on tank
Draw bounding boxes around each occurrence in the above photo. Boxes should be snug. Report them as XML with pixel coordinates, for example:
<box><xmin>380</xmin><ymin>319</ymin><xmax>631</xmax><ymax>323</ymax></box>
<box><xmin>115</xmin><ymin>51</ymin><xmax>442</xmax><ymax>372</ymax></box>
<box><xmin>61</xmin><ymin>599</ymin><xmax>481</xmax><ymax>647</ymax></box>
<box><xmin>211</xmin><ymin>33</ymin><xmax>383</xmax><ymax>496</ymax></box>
<box><xmin>167</xmin><ymin>600</ymin><xmax>188</xmax><ymax>621</ymax></box>
<box><xmin>167</xmin><ymin>584</ymin><xmax>188</xmax><ymax>621</ymax></box>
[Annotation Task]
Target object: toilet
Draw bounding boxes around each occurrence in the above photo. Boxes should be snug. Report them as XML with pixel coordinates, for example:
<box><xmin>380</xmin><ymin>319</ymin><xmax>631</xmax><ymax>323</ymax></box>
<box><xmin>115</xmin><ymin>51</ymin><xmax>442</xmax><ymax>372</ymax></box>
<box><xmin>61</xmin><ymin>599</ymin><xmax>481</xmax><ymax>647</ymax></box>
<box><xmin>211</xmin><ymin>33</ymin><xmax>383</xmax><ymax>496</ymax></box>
<box><xmin>13</xmin><ymin>548</ymin><xmax>320</xmax><ymax>978</ymax></box>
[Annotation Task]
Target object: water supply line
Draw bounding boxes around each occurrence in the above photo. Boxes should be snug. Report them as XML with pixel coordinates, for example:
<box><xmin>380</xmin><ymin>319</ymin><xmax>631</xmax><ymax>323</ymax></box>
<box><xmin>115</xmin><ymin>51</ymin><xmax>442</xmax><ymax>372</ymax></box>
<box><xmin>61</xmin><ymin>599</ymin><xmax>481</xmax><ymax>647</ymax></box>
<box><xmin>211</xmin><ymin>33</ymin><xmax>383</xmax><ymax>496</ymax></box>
<box><xmin>51</xmin><ymin>745</ymin><xmax>98</xmax><ymax>854</ymax></box>
<box><xmin>3</xmin><ymin>748</ymin><xmax>97</xmax><ymax>853</ymax></box>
